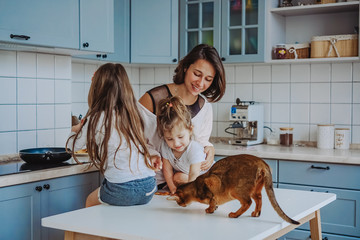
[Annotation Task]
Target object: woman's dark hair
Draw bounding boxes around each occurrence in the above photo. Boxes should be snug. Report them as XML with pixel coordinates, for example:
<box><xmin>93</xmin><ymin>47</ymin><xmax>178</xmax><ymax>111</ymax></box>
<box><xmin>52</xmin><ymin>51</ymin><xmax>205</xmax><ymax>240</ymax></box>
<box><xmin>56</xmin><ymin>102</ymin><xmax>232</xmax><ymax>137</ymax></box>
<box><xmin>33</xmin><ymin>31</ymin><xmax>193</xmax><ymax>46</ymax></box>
<box><xmin>173</xmin><ymin>44</ymin><xmax>226</xmax><ymax>102</ymax></box>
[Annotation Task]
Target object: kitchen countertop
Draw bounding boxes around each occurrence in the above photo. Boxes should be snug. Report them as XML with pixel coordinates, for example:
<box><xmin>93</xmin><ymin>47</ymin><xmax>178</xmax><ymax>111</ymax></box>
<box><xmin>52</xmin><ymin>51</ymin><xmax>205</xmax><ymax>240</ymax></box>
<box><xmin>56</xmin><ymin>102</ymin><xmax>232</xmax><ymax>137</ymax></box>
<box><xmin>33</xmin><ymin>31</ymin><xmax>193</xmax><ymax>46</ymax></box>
<box><xmin>213</xmin><ymin>142</ymin><xmax>360</xmax><ymax>165</ymax></box>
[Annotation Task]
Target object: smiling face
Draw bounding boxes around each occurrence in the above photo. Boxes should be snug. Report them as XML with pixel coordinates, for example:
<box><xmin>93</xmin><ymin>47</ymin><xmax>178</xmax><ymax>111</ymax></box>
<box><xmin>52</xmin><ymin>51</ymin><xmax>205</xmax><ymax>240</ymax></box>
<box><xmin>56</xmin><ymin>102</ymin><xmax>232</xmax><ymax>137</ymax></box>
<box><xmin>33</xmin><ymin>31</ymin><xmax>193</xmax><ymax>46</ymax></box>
<box><xmin>184</xmin><ymin>59</ymin><xmax>215</xmax><ymax>96</ymax></box>
<box><xmin>163</xmin><ymin>122</ymin><xmax>192</xmax><ymax>155</ymax></box>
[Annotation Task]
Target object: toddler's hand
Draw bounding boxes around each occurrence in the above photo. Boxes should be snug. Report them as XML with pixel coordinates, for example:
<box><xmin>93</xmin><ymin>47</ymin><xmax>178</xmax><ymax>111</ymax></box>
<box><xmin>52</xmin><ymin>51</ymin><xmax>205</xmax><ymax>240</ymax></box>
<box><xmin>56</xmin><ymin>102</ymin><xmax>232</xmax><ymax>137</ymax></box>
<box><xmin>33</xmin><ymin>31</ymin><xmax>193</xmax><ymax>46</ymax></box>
<box><xmin>150</xmin><ymin>155</ymin><xmax>162</xmax><ymax>171</ymax></box>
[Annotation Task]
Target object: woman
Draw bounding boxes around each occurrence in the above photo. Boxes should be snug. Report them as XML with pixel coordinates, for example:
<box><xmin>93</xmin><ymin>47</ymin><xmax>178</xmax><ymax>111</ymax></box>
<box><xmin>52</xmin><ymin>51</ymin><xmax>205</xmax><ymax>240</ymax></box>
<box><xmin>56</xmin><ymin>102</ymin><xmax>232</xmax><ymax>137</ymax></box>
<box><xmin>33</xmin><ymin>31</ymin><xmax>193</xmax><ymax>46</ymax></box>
<box><xmin>138</xmin><ymin>44</ymin><xmax>226</xmax><ymax>186</ymax></box>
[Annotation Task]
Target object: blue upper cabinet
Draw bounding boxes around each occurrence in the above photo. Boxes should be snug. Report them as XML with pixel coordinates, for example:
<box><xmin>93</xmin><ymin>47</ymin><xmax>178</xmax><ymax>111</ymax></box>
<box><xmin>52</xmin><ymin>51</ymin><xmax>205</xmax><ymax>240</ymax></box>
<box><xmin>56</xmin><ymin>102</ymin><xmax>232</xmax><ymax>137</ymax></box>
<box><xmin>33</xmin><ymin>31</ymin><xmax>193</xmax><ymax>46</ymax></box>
<box><xmin>179</xmin><ymin>0</ymin><xmax>221</xmax><ymax>59</ymax></box>
<box><xmin>0</xmin><ymin>0</ymin><xmax>79</xmax><ymax>49</ymax></box>
<box><xmin>180</xmin><ymin>0</ymin><xmax>265</xmax><ymax>63</ymax></box>
<box><xmin>131</xmin><ymin>0</ymin><xmax>178</xmax><ymax>64</ymax></box>
<box><xmin>80</xmin><ymin>0</ymin><xmax>114</xmax><ymax>53</ymax></box>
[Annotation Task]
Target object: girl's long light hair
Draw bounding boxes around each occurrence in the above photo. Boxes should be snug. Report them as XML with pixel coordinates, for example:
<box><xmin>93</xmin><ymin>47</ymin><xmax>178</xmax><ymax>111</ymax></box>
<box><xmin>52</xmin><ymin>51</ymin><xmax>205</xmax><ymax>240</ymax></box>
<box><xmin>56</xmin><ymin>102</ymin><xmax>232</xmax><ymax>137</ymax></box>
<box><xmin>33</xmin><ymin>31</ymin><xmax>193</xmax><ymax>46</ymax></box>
<box><xmin>67</xmin><ymin>63</ymin><xmax>154</xmax><ymax>174</ymax></box>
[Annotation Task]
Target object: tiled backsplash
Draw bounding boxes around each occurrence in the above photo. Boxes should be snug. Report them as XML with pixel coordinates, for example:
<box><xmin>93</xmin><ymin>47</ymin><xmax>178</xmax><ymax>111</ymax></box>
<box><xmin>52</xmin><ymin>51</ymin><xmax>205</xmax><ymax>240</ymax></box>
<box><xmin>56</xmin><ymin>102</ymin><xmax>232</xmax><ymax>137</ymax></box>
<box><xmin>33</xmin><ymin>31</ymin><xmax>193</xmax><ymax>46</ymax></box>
<box><xmin>0</xmin><ymin>50</ymin><xmax>359</xmax><ymax>154</ymax></box>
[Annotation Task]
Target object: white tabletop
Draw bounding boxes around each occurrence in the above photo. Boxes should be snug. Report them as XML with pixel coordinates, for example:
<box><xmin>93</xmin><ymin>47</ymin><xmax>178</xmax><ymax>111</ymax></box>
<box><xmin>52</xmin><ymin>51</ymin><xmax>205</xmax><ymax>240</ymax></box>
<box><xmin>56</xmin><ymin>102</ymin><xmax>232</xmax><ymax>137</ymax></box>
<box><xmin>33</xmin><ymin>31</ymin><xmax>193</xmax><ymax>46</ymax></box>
<box><xmin>42</xmin><ymin>188</ymin><xmax>336</xmax><ymax>240</ymax></box>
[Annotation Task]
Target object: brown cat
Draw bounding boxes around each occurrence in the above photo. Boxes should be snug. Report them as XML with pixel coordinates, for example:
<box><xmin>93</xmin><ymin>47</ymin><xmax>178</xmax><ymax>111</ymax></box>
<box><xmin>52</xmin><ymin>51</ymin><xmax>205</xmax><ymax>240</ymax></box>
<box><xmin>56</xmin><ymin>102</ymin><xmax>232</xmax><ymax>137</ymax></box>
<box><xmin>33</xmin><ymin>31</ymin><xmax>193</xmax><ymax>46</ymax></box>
<box><xmin>174</xmin><ymin>154</ymin><xmax>300</xmax><ymax>225</ymax></box>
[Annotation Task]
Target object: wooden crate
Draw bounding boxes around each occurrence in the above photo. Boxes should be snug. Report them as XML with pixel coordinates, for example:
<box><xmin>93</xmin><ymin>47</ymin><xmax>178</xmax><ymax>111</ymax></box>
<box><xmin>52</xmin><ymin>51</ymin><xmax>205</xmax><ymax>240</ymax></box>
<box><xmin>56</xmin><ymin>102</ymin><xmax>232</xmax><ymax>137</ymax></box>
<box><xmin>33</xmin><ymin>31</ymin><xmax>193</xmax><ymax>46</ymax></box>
<box><xmin>311</xmin><ymin>34</ymin><xmax>358</xmax><ymax>58</ymax></box>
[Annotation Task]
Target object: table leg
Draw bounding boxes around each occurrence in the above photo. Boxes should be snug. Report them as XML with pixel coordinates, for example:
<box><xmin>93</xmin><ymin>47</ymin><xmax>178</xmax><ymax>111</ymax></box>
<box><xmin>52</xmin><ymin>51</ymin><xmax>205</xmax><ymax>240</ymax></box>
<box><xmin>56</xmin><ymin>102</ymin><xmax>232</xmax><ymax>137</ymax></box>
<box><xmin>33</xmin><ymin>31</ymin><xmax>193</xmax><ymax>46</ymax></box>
<box><xmin>309</xmin><ymin>210</ymin><xmax>322</xmax><ymax>240</ymax></box>
<box><xmin>64</xmin><ymin>231</ymin><xmax>117</xmax><ymax>240</ymax></box>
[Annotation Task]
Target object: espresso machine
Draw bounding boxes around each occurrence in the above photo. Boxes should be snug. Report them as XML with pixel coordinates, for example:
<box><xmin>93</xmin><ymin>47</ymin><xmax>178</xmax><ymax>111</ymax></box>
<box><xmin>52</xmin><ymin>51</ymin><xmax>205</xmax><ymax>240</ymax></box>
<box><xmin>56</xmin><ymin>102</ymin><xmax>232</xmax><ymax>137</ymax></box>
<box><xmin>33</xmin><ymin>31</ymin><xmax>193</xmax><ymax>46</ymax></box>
<box><xmin>226</xmin><ymin>98</ymin><xmax>264</xmax><ymax>146</ymax></box>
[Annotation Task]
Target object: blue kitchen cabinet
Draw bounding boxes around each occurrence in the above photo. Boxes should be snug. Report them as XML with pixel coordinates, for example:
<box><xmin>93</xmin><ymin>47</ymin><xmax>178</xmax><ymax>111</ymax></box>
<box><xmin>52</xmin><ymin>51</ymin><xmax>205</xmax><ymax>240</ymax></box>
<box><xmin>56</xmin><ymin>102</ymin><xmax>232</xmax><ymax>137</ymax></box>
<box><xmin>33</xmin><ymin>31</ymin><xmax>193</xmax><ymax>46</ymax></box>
<box><xmin>131</xmin><ymin>0</ymin><xmax>178</xmax><ymax>64</ymax></box>
<box><xmin>278</xmin><ymin>229</ymin><xmax>359</xmax><ymax>240</ymax></box>
<box><xmin>80</xmin><ymin>0</ymin><xmax>114</xmax><ymax>53</ymax></box>
<box><xmin>179</xmin><ymin>0</ymin><xmax>266</xmax><ymax>63</ymax></box>
<box><xmin>0</xmin><ymin>172</ymin><xmax>99</xmax><ymax>240</ymax></box>
<box><xmin>76</xmin><ymin>0</ymin><xmax>130</xmax><ymax>62</ymax></box>
<box><xmin>278</xmin><ymin>160</ymin><xmax>360</xmax><ymax>239</ymax></box>
<box><xmin>0</xmin><ymin>0</ymin><xmax>79</xmax><ymax>49</ymax></box>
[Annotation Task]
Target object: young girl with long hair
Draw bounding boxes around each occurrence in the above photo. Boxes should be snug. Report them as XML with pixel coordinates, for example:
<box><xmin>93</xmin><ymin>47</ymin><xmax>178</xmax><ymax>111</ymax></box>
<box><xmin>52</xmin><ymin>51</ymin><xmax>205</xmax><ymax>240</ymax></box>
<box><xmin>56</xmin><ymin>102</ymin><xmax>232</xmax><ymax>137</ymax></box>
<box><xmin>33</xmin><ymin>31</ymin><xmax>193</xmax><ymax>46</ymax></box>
<box><xmin>67</xmin><ymin>63</ymin><xmax>161</xmax><ymax>207</ymax></box>
<box><xmin>157</xmin><ymin>96</ymin><xmax>208</xmax><ymax>194</ymax></box>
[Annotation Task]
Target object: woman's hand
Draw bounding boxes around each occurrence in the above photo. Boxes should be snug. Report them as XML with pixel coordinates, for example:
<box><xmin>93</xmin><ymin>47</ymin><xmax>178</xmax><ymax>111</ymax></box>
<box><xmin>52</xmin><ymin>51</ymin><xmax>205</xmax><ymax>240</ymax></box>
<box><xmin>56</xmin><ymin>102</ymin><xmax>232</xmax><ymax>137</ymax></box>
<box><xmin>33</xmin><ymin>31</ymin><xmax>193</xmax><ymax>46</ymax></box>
<box><xmin>201</xmin><ymin>146</ymin><xmax>215</xmax><ymax>171</ymax></box>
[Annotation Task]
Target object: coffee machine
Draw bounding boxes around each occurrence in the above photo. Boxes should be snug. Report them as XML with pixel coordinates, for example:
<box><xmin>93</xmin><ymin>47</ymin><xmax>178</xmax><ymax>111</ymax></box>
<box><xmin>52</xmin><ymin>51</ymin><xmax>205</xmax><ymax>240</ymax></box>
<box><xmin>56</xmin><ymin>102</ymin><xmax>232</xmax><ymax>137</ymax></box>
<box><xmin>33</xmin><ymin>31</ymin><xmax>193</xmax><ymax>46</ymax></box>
<box><xmin>226</xmin><ymin>98</ymin><xmax>264</xmax><ymax>146</ymax></box>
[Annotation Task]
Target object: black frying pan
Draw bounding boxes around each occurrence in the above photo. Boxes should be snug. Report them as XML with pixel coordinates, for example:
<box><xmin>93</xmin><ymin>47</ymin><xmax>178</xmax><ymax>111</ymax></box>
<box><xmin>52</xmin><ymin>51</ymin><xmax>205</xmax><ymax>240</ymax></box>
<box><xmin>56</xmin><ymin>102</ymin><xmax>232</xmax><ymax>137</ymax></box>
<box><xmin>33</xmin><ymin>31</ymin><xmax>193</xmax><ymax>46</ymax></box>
<box><xmin>19</xmin><ymin>147</ymin><xmax>72</xmax><ymax>164</ymax></box>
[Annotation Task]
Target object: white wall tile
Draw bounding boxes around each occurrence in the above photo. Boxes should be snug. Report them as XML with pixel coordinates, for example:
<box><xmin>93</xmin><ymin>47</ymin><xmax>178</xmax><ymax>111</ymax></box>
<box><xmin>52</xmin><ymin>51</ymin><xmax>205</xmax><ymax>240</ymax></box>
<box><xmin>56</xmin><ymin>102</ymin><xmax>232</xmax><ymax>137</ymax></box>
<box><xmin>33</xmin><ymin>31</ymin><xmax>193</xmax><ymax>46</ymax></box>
<box><xmin>128</xmin><ymin>67</ymin><xmax>140</xmax><ymax>84</ymax></box>
<box><xmin>331</xmin><ymin>63</ymin><xmax>352</xmax><ymax>82</ymax></box>
<box><xmin>37</xmin><ymin>54</ymin><xmax>54</xmax><ymax>78</ymax></box>
<box><xmin>353</xmin><ymin>104</ymin><xmax>360</xmax><ymax>125</ymax></box>
<box><xmin>217</xmin><ymin>122</ymin><xmax>231</xmax><ymax>138</ymax></box>
<box><xmin>263</xmin><ymin>103</ymin><xmax>271</xmax><ymax>124</ymax></box>
<box><xmin>253</xmin><ymin>65</ymin><xmax>271</xmax><ymax>83</ymax></box>
<box><xmin>140</xmin><ymin>68</ymin><xmax>155</xmax><ymax>84</ymax></box>
<box><xmin>37</xmin><ymin>105</ymin><xmax>55</xmax><ymax>129</ymax></box>
<box><xmin>217</xmin><ymin>103</ymin><xmax>233</xmax><ymax>121</ymax></box>
<box><xmin>310</xmin><ymin>104</ymin><xmax>330</xmax><ymax>124</ymax></box>
<box><xmin>235</xmin><ymin>65</ymin><xmax>252</xmax><ymax>83</ymax></box>
<box><xmin>271</xmin><ymin>65</ymin><xmax>290</xmax><ymax>83</ymax></box>
<box><xmin>0</xmin><ymin>77</ymin><xmax>16</xmax><ymax>104</ymax></box>
<box><xmin>271</xmin><ymin>83</ymin><xmax>290</xmax><ymax>103</ymax></box>
<box><xmin>292</xmin><ymin>124</ymin><xmax>309</xmax><ymax>141</ymax></box>
<box><xmin>309</xmin><ymin>124</ymin><xmax>318</xmax><ymax>142</ymax></box>
<box><xmin>55</xmin><ymin>128</ymin><xmax>70</xmax><ymax>147</ymax></box>
<box><xmin>71</xmin><ymin>82</ymin><xmax>85</xmax><ymax>103</ymax></box>
<box><xmin>18</xmin><ymin>131</ymin><xmax>37</xmax><ymax>150</ymax></box>
<box><xmin>212</xmin><ymin>103</ymin><xmax>218</xmax><ymax>121</ymax></box>
<box><xmin>17</xmin><ymin>52</ymin><xmax>36</xmax><ymax>78</ymax></box>
<box><xmin>310</xmin><ymin>83</ymin><xmax>330</xmax><ymax>103</ymax></box>
<box><xmin>291</xmin><ymin>83</ymin><xmax>310</xmax><ymax>103</ymax></box>
<box><xmin>220</xmin><ymin>83</ymin><xmax>235</xmax><ymax>103</ymax></box>
<box><xmin>291</xmin><ymin>64</ymin><xmax>310</xmax><ymax>82</ymax></box>
<box><xmin>37</xmin><ymin>129</ymin><xmax>54</xmax><ymax>147</ymax></box>
<box><xmin>253</xmin><ymin>83</ymin><xmax>271</xmax><ymax>103</ymax></box>
<box><xmin>311</xmin><ymin>63</ymin><xmax>330</xmax><ymax>82</ymax></box>
<box><xmin>331</xmin><ymin>83</ymin><xmax>352</xmax><ymax>103</ymax></box>
<box><xmin>353</xmin><ymin>62</ymin><xmax>360</xmax><ymax>81</ymax></box>
<box><xmin>0</xmin><ymin>105</ymin><xmax>16</xmax><ymax>131</ymax></box>
<box><xmin>71</xmin><ymin>103</ymin><xmax>88</xmax><ymax>118</ymax></box>
<box><xmin>353</xmin><ymin>82</ymin><xmax>360</xmax><ymax>103</ymax></box>
<box><xmin>55</xmin><ymin>80</ymin><xmax>71</xmax><ymax>103</ymax></box>
<box><xmin>84</xmin><ymin>64</ymin><xmax>98</xmax><ymax>82</ymax></box>
<box><xmin>235</xmin><ymin>84</ymin><xmax>253</xmax><ymax>101</ymax></box>
<box><xmin>18</xmin><ymin>105</ymin><xmax>36</xmax><ymax>130</ymax></box>
<box><xmin>55</xmin><ymin>55</ymin><xmax>71</xmax><ymax>79</ymax></box>
<box><xmin>352</xmin><ymin>126</ymin><xmax>360</xmax><ymax>144</ymax></box>
<box><xmin>0</xmin><ymin>50</ymin><xmax>16</xmax><ymax>77</ymax></box>
<box><xmin>132</xmin><ymin>84</ymin><xmax>140</xmax><ymax>100</ymax></box>
<box><xmin>0</xmin><ymin>132</ymin><xmax>17</xmax><ymax>154</ymax></box>
<box><xmin>224</xmin><ymin>66</ymin><xmax>235</xmax><ymax>83</ymax></box>
<box><xmin>84</xmin><ymin>82</ymin><xmax>91</xmax><ymax>102</ymax></box>
<box><xmin>271</xmin><ymin>103</ymin><xmax>290</xmax><ymax>123</ymax></box>
<box><xmin>155</xmin><ymin>67</ymin><xmax>170</xmax><ymax>84</ymax></box>
<box><xmin>37</xmin><ymin>79</ymin><xmax>54</xmax><ymax>103</ymax></box>
<box><xmin>291</xmin><ymin>104</ymin><xmax>309</xmax><ymax>124</ymax></box>
<box><xmin>72</xmin><ymin>63</ymin><xmax>85</xmax><ymax>82</ymax></box>
<box><xmin>18</xmin><ymin>78</ymin><xmax>36</xmax><ymax>104</ymax></box>
<box><xmin>55</xmin><ymin>104</ymin><xmax>71</xmax><ymax>128</ymax></box>
<box><xmin>331</xmin><ymin>104</ymin><xmax>351</xmax><ymax>125</ymax></box>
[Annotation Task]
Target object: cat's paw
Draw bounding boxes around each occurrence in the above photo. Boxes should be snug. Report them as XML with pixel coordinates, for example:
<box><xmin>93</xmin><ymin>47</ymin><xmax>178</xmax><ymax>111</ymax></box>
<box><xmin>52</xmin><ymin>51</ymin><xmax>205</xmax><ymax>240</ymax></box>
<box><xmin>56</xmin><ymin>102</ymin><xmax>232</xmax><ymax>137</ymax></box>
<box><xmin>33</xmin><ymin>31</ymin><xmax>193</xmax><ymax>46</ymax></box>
<box><xmin>205</xmin><ymin>207</ymin><xmax>215</xmax><ymax>214</ymax></box>
<box><xmin>251</xmin><ymin>211</ymin><xmax>261</xmax><ymax>217</ymax></box>
<box><xmin>228</xmin><ymin>212</ymin><xmax>239</xmax><ymax>218</ymax></box>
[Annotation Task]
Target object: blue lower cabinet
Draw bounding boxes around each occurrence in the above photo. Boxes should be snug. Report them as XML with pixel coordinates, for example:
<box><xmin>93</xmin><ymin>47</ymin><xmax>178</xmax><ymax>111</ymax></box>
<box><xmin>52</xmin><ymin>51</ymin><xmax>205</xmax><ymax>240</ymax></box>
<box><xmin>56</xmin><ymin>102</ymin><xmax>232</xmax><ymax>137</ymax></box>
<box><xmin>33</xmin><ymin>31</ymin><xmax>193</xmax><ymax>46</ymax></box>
<box><xmin>279</xmin><ymin>183</ymin><xmax>360</xmax><ymax>238</ymax></box>
<box><xmin>279</xmin><ymin>229</ymin><xmax>360</xmax><ymax>240</ymax></box>
<box><xmin>0</xmin><ymin>172</ymin><xmax>99</xmax><ymax>240</ymax></box>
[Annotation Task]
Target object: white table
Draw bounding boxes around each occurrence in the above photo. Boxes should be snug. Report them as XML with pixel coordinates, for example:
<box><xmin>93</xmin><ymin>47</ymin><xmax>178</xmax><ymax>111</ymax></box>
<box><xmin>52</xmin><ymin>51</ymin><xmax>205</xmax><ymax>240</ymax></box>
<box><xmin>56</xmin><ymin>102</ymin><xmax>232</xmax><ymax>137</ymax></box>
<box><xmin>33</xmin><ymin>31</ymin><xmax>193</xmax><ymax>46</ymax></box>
<box><xmin>42</xmin><ymin>188</ymin><xmax>336</xmax><ymax>240</ymax></box>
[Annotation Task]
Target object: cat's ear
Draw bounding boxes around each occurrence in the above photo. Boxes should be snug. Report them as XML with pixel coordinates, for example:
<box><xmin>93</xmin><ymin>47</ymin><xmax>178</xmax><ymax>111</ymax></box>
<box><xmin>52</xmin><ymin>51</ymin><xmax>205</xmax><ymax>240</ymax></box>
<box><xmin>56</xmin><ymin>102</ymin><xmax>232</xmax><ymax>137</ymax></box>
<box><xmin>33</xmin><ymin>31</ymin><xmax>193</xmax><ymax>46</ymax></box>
<box><xmin>204</xmin><ymin>175</ymin><xmax>221</xmax><ymax>193</ymax></box>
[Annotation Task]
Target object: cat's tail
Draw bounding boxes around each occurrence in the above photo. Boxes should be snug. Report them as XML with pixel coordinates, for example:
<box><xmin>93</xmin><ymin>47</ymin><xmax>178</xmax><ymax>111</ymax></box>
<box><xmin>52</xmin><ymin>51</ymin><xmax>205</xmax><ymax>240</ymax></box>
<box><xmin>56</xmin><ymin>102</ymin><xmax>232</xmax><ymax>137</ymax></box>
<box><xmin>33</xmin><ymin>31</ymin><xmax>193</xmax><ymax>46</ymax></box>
<box><xmin>264</xmin><ymin>172</ymin><xmax>300</xmax><ymax>225</ymax></box>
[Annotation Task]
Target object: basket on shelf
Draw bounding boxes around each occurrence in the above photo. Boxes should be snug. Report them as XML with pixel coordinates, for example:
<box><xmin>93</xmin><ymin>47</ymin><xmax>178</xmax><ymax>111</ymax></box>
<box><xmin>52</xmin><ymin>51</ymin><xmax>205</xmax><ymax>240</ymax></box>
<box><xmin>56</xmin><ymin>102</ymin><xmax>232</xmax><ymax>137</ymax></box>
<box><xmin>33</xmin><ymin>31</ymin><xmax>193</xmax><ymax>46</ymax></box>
<box><xmin>285</xmin><ymin>43</ymin><xmax>310</xmax><ymax>59</ymax></box>
<box><xmin>311</xmin><ymin>34</ymin><xmax>358</xmax><ymax>58</ymax></box>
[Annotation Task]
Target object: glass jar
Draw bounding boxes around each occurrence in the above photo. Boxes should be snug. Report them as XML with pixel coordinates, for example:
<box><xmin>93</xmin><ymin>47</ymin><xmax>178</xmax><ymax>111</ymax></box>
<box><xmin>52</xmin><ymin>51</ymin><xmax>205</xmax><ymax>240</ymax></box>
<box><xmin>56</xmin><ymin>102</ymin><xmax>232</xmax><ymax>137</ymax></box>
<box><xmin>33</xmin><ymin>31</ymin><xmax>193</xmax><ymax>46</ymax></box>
<box><xmin>279</xmin><ymin>127</ymin><xmax>293</xmax><ymax>146</ymax></box>
<box><xmin>274</xmin><ymin>44</ymin><xmax>287</xmax><ymax>59</ymax></box>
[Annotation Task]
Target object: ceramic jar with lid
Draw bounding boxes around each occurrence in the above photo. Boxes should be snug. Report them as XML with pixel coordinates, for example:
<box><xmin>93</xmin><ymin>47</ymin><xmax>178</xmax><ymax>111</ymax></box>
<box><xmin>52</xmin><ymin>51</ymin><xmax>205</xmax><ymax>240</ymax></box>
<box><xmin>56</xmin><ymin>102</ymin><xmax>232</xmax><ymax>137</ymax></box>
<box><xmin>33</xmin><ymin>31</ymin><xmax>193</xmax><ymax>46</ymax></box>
<box><xmin>279</xmin><ymin>127</ymin><xmax>293</xmax><ymax>146</ymax></box>
<box><xmin>317</xmin><ymin>124</ymin><xmax>334</xmax><ymax>149</ymax></box>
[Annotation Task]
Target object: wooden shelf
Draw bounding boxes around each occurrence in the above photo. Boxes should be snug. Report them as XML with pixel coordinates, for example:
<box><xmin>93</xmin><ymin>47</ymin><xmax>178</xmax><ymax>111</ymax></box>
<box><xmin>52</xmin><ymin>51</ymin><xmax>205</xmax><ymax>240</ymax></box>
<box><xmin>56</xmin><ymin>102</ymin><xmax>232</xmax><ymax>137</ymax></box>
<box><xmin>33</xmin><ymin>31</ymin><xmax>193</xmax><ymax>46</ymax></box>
<box><xmin>270</xmin><ymin>2</ymin><xmax>359</xmax><ymax>17</ymax></box>
<box><xmin>267</xmin><ymin>56</ymin><xmax>359</xmax><ymax>64</ymax></box>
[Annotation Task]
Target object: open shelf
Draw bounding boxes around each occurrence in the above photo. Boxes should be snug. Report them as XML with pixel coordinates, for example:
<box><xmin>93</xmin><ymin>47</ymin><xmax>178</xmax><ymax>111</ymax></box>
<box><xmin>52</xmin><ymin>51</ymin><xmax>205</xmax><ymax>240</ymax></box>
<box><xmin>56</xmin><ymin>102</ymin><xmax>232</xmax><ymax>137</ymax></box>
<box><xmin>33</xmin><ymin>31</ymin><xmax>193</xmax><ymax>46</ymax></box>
<box><xmin>268</xmin><ymin>56</ymin><xmax>359</xmax><ymax>64</ymax></box>
<box><xmin>270</xmin><ymin>2</ymin><xmax>359</xmax><ymax>17</ymax></box>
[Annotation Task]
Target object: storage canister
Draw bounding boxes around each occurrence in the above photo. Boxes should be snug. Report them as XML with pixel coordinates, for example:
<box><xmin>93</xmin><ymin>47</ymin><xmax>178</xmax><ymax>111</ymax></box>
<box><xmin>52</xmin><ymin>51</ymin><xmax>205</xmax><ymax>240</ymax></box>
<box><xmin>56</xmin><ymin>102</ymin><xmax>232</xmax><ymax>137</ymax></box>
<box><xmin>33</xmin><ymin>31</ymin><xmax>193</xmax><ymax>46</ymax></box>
<box><xmin>334</xmin><ymin>128</ymin><xmax>350</xmax><ymax>150</ymax></box>
<box><xmin>317</xmin><ymin>124</ymin><xmax>334</xmax><ymax>149</ymax></box>
<box><xmin>279</xmin><ymin>127</ymin><xmax>293</xmax><ymax>146</ymax></box>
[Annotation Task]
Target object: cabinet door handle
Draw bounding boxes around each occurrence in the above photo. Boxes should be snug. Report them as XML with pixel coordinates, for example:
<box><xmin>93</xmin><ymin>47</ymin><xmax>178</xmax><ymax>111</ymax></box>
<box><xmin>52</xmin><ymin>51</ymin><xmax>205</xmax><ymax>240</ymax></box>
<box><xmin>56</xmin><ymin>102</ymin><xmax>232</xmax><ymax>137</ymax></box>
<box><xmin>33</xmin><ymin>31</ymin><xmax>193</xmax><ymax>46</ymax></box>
<box><xmin>10</xmin><ymin>34</ymin><xmax>30</xmax><ymax>40</ymax></box>
<box><xmin>102</xmin><ymin>54</ymin><xmax>107</xmax><ymax>59</ymax></box>
<box><xmin>35</xmin><ymin>186</ymin><xmax>43</xmax><ymax>192</ymax></box>
<box><xmin>82</xmin><ymin>42</ymin><xmax>89</xmax><ymax>48</ymax></box>
<box><xmin>43</xmin><ymin>184</ymin><xmax>50</xmax><ymax>190</ymax></box>
<box><xmin>311</xmin><ymin>165</ymin><xmax>330</xmax><ymax>170</ymax></box>
<box><xmin>221</xmin><ymin>57</ymin><xmax>226</xmax><ymax>61</ymax></box>
<box><xmin>172</xmin><ymin>58</ymin><xmax>177</xmax><ymax>63</ymax></box>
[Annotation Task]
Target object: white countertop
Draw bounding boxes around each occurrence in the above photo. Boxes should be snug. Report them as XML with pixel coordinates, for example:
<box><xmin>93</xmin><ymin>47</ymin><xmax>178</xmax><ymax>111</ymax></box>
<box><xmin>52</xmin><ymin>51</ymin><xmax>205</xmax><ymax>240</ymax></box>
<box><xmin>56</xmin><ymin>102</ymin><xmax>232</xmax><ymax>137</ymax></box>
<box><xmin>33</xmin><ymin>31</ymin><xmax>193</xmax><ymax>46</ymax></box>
<box><xmin>42</xmin><ymin>188</ymin><xmax>336</xmax><ymax>240</ymax></box>
<box><xmin>213</xmin><ymin>142</ymin><xmax>360</xmax><ymax>165</ymax></box>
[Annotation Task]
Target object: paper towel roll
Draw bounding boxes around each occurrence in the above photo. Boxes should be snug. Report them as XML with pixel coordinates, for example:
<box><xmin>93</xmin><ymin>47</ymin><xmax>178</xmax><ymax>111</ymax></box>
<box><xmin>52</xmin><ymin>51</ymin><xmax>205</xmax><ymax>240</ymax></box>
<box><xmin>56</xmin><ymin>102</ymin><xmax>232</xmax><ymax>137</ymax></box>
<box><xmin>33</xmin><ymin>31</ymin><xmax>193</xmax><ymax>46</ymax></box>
<box><xmin>317</xmin><ymin>124</ymin><xmax>334</xmax><ymax>149</ymax></box>
<box><xmin>335</xmin><ymin>128</ymin><xmax>350</xmax><ymax>150</ymax></box>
